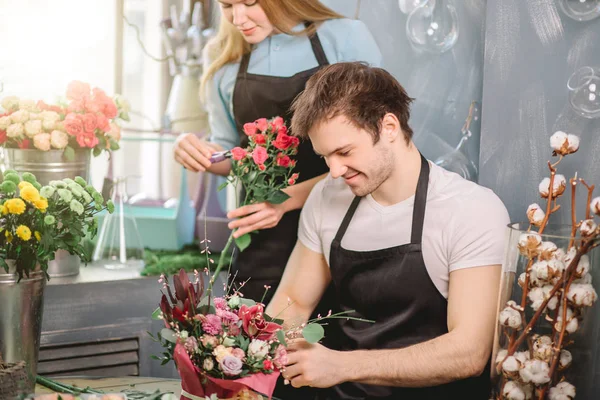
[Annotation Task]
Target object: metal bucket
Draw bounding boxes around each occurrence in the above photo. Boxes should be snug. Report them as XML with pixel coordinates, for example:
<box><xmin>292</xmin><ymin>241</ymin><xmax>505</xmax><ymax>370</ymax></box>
<box><xmin>1</xmin><ymin>148</ymin><xmax>91</xmax><ymax>277</ymax></box>
<box><xmin>0</xmin><ymin>262</ymin><xmax>46</xmax><ymax>394</ymax></box>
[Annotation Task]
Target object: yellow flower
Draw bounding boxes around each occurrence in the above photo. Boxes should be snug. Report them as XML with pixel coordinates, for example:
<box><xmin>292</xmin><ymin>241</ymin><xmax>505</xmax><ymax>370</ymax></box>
<box><xmin>33</xmin><ymin>197</ymin><xmax>48</xmax><ymax>212</ymax></box>
<box><xmin>34</xmin><ymin>231</ymin><xmax>41</xmax><ymax>241</ymax></box>
<box><xmin>5</xmin><ymin>198</ymin><xmax>26</xmax><ymax>214</ymax></box>
<box><xmin>18</xmin><ymin>181</ymin><xmax>33</xmax><ymax>190</ymax></box>
<box><xmin>20</xmin><ymin>186</ymin><xmax>40</xmax><ymax>203</ymax></box>
<box><xmin>5</xmin><ymin>230</ymin><xmax>13</xmax><ymax>243</ymax></box>
<box><xmin>1</xmin><ymin>204</ymin><xmax>7</xmax><ymax>215</ymax></box>
<box><xmin>16</xmin><ymin>225</ymin><xmax>32</xmax><ymax>241</ymax></box>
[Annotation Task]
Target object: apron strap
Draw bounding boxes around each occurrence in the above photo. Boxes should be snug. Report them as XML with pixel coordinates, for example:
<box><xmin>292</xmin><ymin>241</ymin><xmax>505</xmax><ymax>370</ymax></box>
<box><xmin>304</xmin><ymin>22</ymin><xmax>328</xmax><ymax>67</ymax></box>
<box><xmin>410</xmin><ymin>153</ymin><xmax>430</xmax><ymax>245</ymax></box>
<box><xmin>333</xmin><ymin>195</ymin><xmax>362</xmax><ymax>243</ymax></box>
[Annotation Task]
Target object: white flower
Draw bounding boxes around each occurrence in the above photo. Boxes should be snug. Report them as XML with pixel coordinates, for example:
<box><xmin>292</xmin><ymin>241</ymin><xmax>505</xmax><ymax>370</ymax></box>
<box><xmin>115</xmin><ymin>94</ymin><xmax>131</xmax><ymax>112</ymax></box>
<box><xmin>6</xmin><ymin>123</ymin><xmax>24</xmax><ymax>138</ymax></box>
<box><xmin>203</xmin><ymin>357</ymin><xmax>214</xmax><ymax>371</ymax></box>
<box><xmin>50</xmin><ymin>130</ymin><xmax>69</xmax><ymax>149</ymax></box>
<box><xmin>29</xmin><ymin>112</ymin><xmax>42</xmax><ymax>120</ymax></box>
<box><xmin>18</xmin><ymin>99</ymin><xmax>36</xmax><ymax>111</ymax></box>
<box><xmin>179</xmin><ymin>330</ymin><xmax>189</xmax><ymax>340</ymax></box>
<box><xmin>39</xmin><ymin>110</ymin><xmax>60</xmax><ymax>122</ymax></box>
<box><xmin>10</xmin><ymin>109</ymin><xmax>30</xmax><ymax>124</ymax></box>
<box><xmin>526</xmin><ymin>203</ymin><xmax>545</xmax><ymax>226</ymax></box>
<box><xmin>1</xmin><ymin>96</ymin><xmax>20</xmax><ymax>111</ymax></box>
<box><xmin>40</xmin><ymin>186</ymin><xmax>56</xmax><ymax>198</ymax></box>
<box><xmin>590</xmin><ymin>197</ymin><xmax>600</xmax><ymax>216</ymax></box>
<box><xmin>539</xmin><ymin>175</ymin><xmax>566</xmax><ymax>198</ymax></box>
<box><xmin>532</xmin><ymin>335</ymin><xmax>553</xmax><ymax>362</ymax></box>
<box><xmin>499</xmin><ymin>305</ymin><xmax>522</xmax><ymax>329</ymax></box>
<box><xmin>554</xmin><ymin>308</ymin><xmax>578</xmax><ymax>333</ymax></box>
<box><xmin>566</xmin><ymin>283</ymin><xmax>597</xmax><ymax>307</ymax></box>
<box><xmin>519</xmin><ymin>359</ymin><xmax>551</xmax><ymax>385</ymax></box>
<box><xmin>0</xmin><ymin>115</ymin><xmax>11</xmax><ymax>130</ymax></box>
<box><xmin>247</xmin><ymin>339</ymin><xmax>269</xmax><ymax>360</ymax></box>
<box><xmin>559</xmin><ymin>349</ymin><xmax>572</xmax><ymax>370</ymax></box>
<box><xmin>33</xmin><ymin>133</ymin><xmax>51</xmax><ymax>151</ymax></box>
<box><xmin>42</xmin><ymin>118</ymin><xmax>55</xmax><ymax>131</ymax></box>
<box><xmin>539</xmin><ymin>241</ymin><xmax>558</xmax><ymax>260</ymax></box>
<box><xmin>24</xmin><ymin>119</ymin><xmax>42</xmax><ymax>137</ymax></box>
<box><xmin>550</xmin><ymin>131</ymin><xmax>580</xmax><ymax>155</ymax></box>
<box><xmin>580</xmin><ymin>219</ymin><xmax>597</xmax><ymax>236</ymax></box>
<box><xmin>548</xmin><ymin>381</ymin><xmax>576</xmax><ymax>400</ymax></box>
<box><xmin>518</xmin><ymin>232</ymin><xmax>542</xmax><ymax>257</ymax></box>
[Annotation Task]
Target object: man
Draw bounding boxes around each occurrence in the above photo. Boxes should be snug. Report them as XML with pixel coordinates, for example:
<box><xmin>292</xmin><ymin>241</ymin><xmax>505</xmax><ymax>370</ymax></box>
<box><xmin>265</xmin><ymin>62</ymin><xmax>510</xmax><ymax>399</ymax></box>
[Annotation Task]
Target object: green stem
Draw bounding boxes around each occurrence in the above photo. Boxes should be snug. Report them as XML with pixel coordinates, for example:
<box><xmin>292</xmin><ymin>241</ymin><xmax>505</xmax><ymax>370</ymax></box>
<box><xmin>206</xmin><ymin>232</ymin><xmax>235</xmax><ymax>297</ymax></box>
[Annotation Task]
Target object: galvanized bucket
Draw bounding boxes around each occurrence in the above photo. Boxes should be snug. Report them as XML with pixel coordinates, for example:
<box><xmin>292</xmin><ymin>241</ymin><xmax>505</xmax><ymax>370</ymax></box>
<box><xmin>0</xmin><ymin>261</ymin><xmax>46</xmax><ymax>394</ymax></box>
<box><xmin>1</xmin><ymin>148</ymin><xmax>91</xmax><ymax>277</ymax></box>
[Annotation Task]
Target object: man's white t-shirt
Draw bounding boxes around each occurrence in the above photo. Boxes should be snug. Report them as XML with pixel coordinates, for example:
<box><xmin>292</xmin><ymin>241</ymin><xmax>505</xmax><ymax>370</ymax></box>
<box><xmin>298</xmin><ymin>162</ymin><xmax>510</xmax><ymax>299</ymax></box>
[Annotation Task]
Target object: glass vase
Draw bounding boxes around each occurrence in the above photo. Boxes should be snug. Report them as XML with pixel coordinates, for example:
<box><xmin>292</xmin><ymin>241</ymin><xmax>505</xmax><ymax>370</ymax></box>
<box><xmin>491</xmin><ymin>223</ymin><xmax>600</xmax><ymax>399</ymax></box>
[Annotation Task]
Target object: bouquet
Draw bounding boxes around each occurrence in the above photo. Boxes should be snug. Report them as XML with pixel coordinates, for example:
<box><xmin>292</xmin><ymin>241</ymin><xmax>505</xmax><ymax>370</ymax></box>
<box><xmin>152</xmin><ymin>117</ymin><xmax>365</xmax><ymax>399</ymax></box>
<box><xmin>0</xmin><ymin>80</ymin><xmax>130</xmax><ymax>159</ymax></box>
<box><xmin>0</xmin><ymin>169</ymin><xmax>114</xmax><ymax>280</ymax></box>
<box><xmin>494</xmin><ymin>132</ymin><xmax>599</xmax><ymax>399</ymax></box>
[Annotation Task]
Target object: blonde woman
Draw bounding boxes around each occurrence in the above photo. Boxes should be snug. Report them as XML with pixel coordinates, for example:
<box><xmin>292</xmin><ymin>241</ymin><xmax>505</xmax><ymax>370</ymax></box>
<box><xmin>173</xmin><ymin>0</ymin><xmax>381</xmax><ymax>348</ymax></box>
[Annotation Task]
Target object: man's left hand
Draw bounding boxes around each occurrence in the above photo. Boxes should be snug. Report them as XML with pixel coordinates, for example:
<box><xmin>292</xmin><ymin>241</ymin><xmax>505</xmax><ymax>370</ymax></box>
<box><xmin>226</xmin><ymin>202</ymin><xmax>287</xmax><ymax>238</ymax></box>
<box><xmin>283</xmin><ymin>339</ymin><xmax>347</xmax><ymax>388</ymax></box>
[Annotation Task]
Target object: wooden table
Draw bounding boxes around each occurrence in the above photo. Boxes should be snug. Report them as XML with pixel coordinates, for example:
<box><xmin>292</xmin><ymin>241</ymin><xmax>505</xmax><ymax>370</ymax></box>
<box><xmin>35</xmin><ymin>376</ymin><xmax>182</xmax><ymax>396</ymax></box>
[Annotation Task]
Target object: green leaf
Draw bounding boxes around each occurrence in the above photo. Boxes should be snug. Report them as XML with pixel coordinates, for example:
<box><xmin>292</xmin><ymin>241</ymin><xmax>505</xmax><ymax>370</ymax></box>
<box><xmin>302</xmin><ymin>323</ymin><xmax>324</xmax><ymax>344</ymax></box>
<box><xmin>276</xmin><ymin>329</ymin><xmax>287</xmax><ymax>347</ymax></box>
<box><xmin>151</xmin><ymin>307</ymin><xmax>162</xmax><ymax>320</ymax></box>
<box><xmin>160</xmin><ymin>328</ymin><xmax>177</xmax><ymax>343</ymax></box>
<box><xmin>235</xmin><ymin>233</ymin><xmax>251</xmax><ymax>251</ymax></box>
<box><xmin>267</xmin><ymin>190</ymin><xmax>290</xmax><ymax>205</ymax></box>
<box><xmin>199</xmin><ymin>305</ymin><xmax>215</xmax><ymax>315</ymax></box>
<box><xmin>109</xmin><ymin>139</ymin><xmax>120</xmax><ymax>151</ymax></box>
<box><xmin>93</xmin><ymin>147</ymin><xmax>102</xmax><ymax>157</ymax></box>
<box><xmin>63</xmin><ymin>146</ymin><xmax>75</xmax><ymax>161</ymax></box>
<box><xmin>217</xmin><ymin>181</ymin><xmax>229</xmax><ymax>191</ymax></box>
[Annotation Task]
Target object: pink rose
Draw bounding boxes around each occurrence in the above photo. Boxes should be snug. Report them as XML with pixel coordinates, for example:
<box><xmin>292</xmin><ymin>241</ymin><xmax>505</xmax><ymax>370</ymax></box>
<box><xmin>33</xmin><ymin>133</ymin><xmax>51</xmax><ymax>151</ymax></box>
<box><xmin>202</xmin><ymin>314</ymin><xmax>222</xmax><ymax>335</ymax></box>
<box><xmin>213</xmin><ymin>297</ymin><xmax>228</xmax><ymax>310</ymax></box>
<box><xmin>184</xmin><ymin>337</ymin><xmax>198</xmax><ymax>354</ymax></box>
<box><xmin>18</xmin><ymin>139</ymin><xmax>31</xmax><ymax>149</ymax></box>
<box><xmin>273</xmin><ymin>133</ymin><xmax>293</xmax><ymax>150</ymax></box>
<box><xmin>263</xmin><ymin>359</ymin><xmax>274</xmax><ymax>371</ymax></box>
<box><xmin>273</xmin><ymin>345</ymin><xmax>288</xmax><ymax>369</ymax></box>
<box><xmin>96</xmin><ymin>114</ymin><xmax>110</xmax><ymax>132</ymax></box>
<box><xmin>271</xmin><ymin>116</ymin><xmax>285</xmax><ymax>133</ymax></box>
<box><xmin>231</xmin><ymin>348</ymin><xmax>245</xmax><ymax>360</ymax></box>
<box><xmin>102</xmin><ymin>100</ymin><xmax>118</xmax><ymax>119</ymax></box>
<box><xmin>83</xmin><ymin>98</ymin><xmax>101</xmax><ymax>114</ymax></box>
<box><xmin>243</xmin><ymin>122</ymin><xmax>257</xmax><ymax>136</ymax></box>
<box><xmin>288</xmin><ymin>177</ymin><xmax>296</xmax><ymax>185</ymax></box>
<box><xmin>67</xmin><ymin>100</ymin><xmax>85</xmax><ymax>113</ymax></box>
<box><xmin>252</xmin><ymin>146</ymin><xmax>268</xmax><ymax>165</ymax></box>
<box><xmin>259</xmin><ymin>164</ymin><xmax>266</xmax><ymax>171</ymax></box>
<box><xmin>63</xmin><ymin>114</ymin><xmax>84</xmax><ymax>136</ymax></box>
<box><xmin>276</xmin><ymin>154</ymin><xmax>291</xmax><ymax>167</ymax></box>
<box><xmin>0</xmin><ymin>130</ymin><xmax>7</xmax><ymax>144</ymax></box>
<box><xmin>290</xmin><ymin>136</ymin><xmax>300</xmax><ymax>148</ymax></box>
<box><xmin>216</xmin><ymin>308</ymin><xmax>240</xmax><ymax>325</ymax></box>
<box><xmin>82</xmin><ymin>113</ymin><xmax>98</xmax><ymax>133</ymax></box>
<box><xmin>219</xmin><ymin>355</ymin><xmax>243</xmax><ymax>376</ymax></box>
<box><xmin>238</xmin><ymin>304</ymin><xmax>281</xmax><ymax>340</ymax></box>
<box><xmin>66</xmin><ymin>81</ymin><xmax>91</xmax><ymax>101</ymax></box>
<box><xmin>252</xmin><ymin>133</ymin><xmax>266</xmax><ymax>145</ymax></box>
<box><xmin>200</xmin><ymin>335</ymin><xmax>219</xmax><ymax>348</ymax></box>
<box><xmin>76</xmin><ymin>132</ymin><xmax>99</xmax><ymax>148</ymax></box>
<box><xmin>231</xmin><ymin>147</ymin><xmax>247</xmax><ymax>161</ymax></box>
<box><xmin>255</xmin><ymin>118</ymin><xmax>268</xmax><ymax>132</ymax></box>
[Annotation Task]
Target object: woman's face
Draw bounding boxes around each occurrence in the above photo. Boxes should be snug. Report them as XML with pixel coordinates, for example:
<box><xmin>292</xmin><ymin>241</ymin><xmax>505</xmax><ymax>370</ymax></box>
<box><xmin>219</xmin><ymin>0</ymin><xmax>275</xmax><ymax>44</ymax></box>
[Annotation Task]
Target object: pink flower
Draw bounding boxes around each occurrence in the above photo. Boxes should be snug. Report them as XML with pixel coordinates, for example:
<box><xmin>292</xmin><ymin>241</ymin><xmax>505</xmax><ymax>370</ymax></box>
<box><xmin>96</xmin><ymin>114</ymin><xmax>110</xmax><ymax>132</ymax></box>
<box><xmin>231</xmin><ymin>147</ymin><xmax>247</xmax><ymax>161</ymax></box>
<box><xmin>33</xmin><ymin>133</ymin><xmax>51</xmax><ymax>151</ymax></box>
<box><xmin>200</xmin><ymin>335</ymin><xmax>219</xmax><ymax>348</ymax></box>
<box><xmin>273</xmin><ymin>345</ymin><xmax>288</xmax><ymax>369</ymax></box>
<box><xmin>0</xmin><ymin>130</ymin><xmax>7</xmax><ymax>144</ymax></box>
<box><xmin>216</xmin><ymin>308</ymin><xmax>240</xmax><ymax>325</ymax></box>
<box><xmin>288</xmin><ymin>177</ymin><xmax>296</xmax><ymax>185</ymax></box>
<box><xmin>238</xmin><ymin>304</ymin><xmax>281</xmax><ymax>340</ymax></box>
<box><xmin>102</xmin><ymin>100</ymin><xmax>118</xmax><ymax>119</ymax></box>
<box><xmin>18</xmin><ymin>139</ymin><xmax>31</xmax><ymax>149</ymax></box>
<box><xmin>263</xmin><ymin>359</ymin><xmax>274</xmax><ymax>371</ymax></box>
<box><xmin>255</xmin><ymin>118</ymin><xmax>268</xmax><ymax>132</ymax></box>
<box><xmin>276</xmin><ymin>154</ymin><xmax>291</xmax><ymax>167</ymax></box>
<box><xmin>288</xmin><ymin>173</ymin><xmax>300</xmax><ymax>186</ymax></box>
<box><xmin>66</xmin><ymin>81</ymin><xmax>91</xmax><ymax>101</ymax></box>
<box><xmin>228</xmin><ymin>323</ymin><xmax>241</xmax><ymax>336</ymax></box>
<box><xmin>76</xmin><ymin>132</ymin><xmax>99</xmax><ymax>148</ymax></box>
<box><xmin>82</xmin><ymin>113</ymin><xmax>98</xmax><ymax>133</ymax></box>
<box><xmin>290</xmin><ymin>136</ymin><xmax>300</xmax><ymax>148</ymax></box>
<box><xmin>67</xmin><ymin>100</ymin><xmax>85</xmax><ymax>113</ymax></box>
<box><xmin>219</xmin><ymin>355</ymin><xmax>243</xmax><ymax>376</ymax></box>
<box><xmin>243</xmin><ymin>122</ymin><xmax>257</xmax><ymax>136</ymax></box>
<box><xmin>202</xmin><ymin>314</ymin><xmax>222</xmax><ymax>335</ymax></box>
<box><xmin>63</xmin><ymin>114</ymin><xmax>84</xmax><ymax>136</ymax></box>
<box><xmin>252</xmin><ymin>146</ymin><xmax>268</xmax><ymax>165</ymax></box>
<box><xmin>106</xmin><ymin>123</ymin><xmax>121</xmax><ymax>141</ymax></box>
<box><xmin>184</xmin><ymin>336</ymin><xmax>198</xmax><ymax>354</ymax></box>
<box><xmin>271</xmin><ymin>116</ymin><xmax>285</xmax><ymax>133</ymax></box>
<box><xmin>83</xmin><ymin>98</ymin><xmax>101</xmax><ymax>114</ymax></box>
<box><xmin>213</xmin><ymin>297</ymin><xmax>228</xmax><ymax>310</ymax></box>
<box><xmin>259</xmin><ymin>164</ymin><xmax>266</xmax><ymax>171</ymax></box>
<box><xmin>252</xmin><ymin>133</ymin><xmax>266</xmax><ymax>145</ymax></box>
<box><xmin>232</xmin><ymin>348</ymin><xmax>246</xmax><ymax>360</ymax></box>
<box><xmin>273</xmin><ymin>133</ymin><xmax>294</xmax><ymax>150</ymax></box>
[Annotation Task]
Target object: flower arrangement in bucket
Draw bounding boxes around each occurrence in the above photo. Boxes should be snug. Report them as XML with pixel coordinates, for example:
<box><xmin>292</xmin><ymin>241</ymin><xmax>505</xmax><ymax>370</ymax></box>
<box><xmin>493</xmin><ymin>131</ymin><xmax>600</xmax><ymax>399</ymax></box>
<box><xmin>0</xmin><ymin>81</ymin><xmax>129</xmax><ymax>159</ymax></box>
<box><xmin>151</xmin><ymin>117</ymin><xmax>367</xmax><ymax>400</ymax></box>
<box><xmin>0</xmin><ymin>169</ymin><xmax>115</xmax><ymax>279</ymax></box>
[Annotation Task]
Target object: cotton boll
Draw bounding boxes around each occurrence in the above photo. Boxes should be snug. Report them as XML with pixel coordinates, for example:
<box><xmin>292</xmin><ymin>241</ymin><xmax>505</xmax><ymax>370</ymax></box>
<box><xmin>527</xmin><ymin>203</ymin><xmax>546</xmax><ymax>227</ymax></box>
<box><xmin>567</xmin><ymin>283</ymin><xmax>597</xmax><ymax>307</ymax></box>
<box><xmin>532</xmin><ymin>335</ymin><xmax>553</xmax><ymax>362</ymax></box>
<box><xmin>519</xmin><ymin>359</ymin><xmax>551</xmax><ymax>385</ymax></box>
<box><xmin>518</xmin><ymin>232</ymin><xmax>542</xmax><ymax>257</ymax></box>
<box><xmin>559</xmin><ymin>350</ymin><xmax>572</xmax><ymax>370</ymax></box>
<box><xmin>548</xmin><ymin>381</ymin><xmax>576</xmax><ymax>400</ymax></box>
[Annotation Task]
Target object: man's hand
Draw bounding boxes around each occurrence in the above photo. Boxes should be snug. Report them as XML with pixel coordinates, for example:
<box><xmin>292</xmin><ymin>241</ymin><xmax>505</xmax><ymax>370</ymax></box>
<box><xmin>227</xmin><ymin>202</ymin><xmax>287</xmax><ymax>238</ymax></box>
<box><xmin>283</xmin><ymin>339</ymin><xmax>347</xmax><ymax>388</ymax></box>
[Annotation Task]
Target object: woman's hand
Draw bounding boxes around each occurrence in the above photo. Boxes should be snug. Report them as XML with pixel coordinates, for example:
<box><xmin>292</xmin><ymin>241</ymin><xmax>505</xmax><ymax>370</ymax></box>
<box><xmin>227</xmin><ymin>201</ymin><xmax>288</xmax><ymax>237</ymax></box>
<box><xmin>173</xmin><ymin>133</ymin><xmax>221</xmax><ymax>172</ymax></box>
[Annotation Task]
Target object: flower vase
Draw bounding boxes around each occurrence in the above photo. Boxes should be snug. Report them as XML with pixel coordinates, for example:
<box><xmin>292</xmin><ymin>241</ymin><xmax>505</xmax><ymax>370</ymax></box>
<box><xmin>491</xmin><ymin>223</ymin><xmax>600</xmax><ymax>399</ymax></box>
<box><xmin>1</xmin><ymin>147</ymin><xmax>91</xmax><ymax>277</ymax></box>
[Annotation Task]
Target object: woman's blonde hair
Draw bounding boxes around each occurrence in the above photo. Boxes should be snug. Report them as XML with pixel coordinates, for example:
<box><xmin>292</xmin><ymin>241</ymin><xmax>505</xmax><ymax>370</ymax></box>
<box><xmin>200</xmin><ymin>0</ymin><xmax>344</xmax><ymax>99</ymax></box>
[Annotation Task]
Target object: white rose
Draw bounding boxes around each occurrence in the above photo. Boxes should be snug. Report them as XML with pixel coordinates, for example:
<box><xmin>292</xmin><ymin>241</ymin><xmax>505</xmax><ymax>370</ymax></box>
<box><xmin>0</xmin><ymin>115</ymin><xmax>11</xmax><ymax>130</ymax></box>
<box><xmin>6</xmin><ymin>123</ymin><xmax>24</xmax><ymax>138</ymax></box>
<box><xmin>42</xmin><ymin>119</ymin><xmax>55</xmax><ymax>131</ymax></box>
<box><xmin>33</xmin><ymin>133</ymin><xmax>51</xmax><ymax>151</ymax></box>
<box><xmin>50</xmin><ymin>130</ymin><xmax>69</xmax><ymax>149</ymax></box>
<box><xmin>18</xmin><ymin>99</ymin><xmax>36</xmax><ymax>111</ymax></box>
<box><xmin>526</xmin><ymin>203</ymin><xmax>545</xmax><ymax>226</ymax></box>
<box><xmin>10</xmin><ymin>109</ymin><xmax>30</xmax><ymax>124</ymax></box>
<box><xmin>24</xmin><ymin>119</ymin><xmax>43</xmax><ymax>137</ymax></box>
<box><xmin>247</xmin><ymin>339</ymin><xmax>269</xmax><ymax>360</ymax></box>
<box><xmin>1</xmin><ymin>96</ymin><xmax>20</xmax><ymax>111</ymax></box>
<box><xmin>29</xmin><ymin>112</ymin><xmax>43</xmax><ymax>120</ymax></box>
<box><xmin>39</xmin><ymin>110</ymin><xmax>60</xmax><ymax>121</ymax></box>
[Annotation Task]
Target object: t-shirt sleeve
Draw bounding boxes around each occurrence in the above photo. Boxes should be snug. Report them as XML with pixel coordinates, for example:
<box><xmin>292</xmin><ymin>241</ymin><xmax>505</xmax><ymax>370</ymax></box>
<box><xmin>205</xmin><ymin>67</ymin><xmax>240</xmax><ymax>151</ymax></box>
<box><xmin>448</xmin><ymin>188</ymin><xmax>510</xmax><ymax>272</ymax></box>
<box><xmin>297</xmin><ymin>179</ymin><xmax>326</xmax><ymax>254</ymax></box>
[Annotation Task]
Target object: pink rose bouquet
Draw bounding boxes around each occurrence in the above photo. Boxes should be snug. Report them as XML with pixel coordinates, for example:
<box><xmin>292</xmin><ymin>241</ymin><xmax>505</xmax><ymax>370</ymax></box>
<box><xmin>0</xmin><ymin>81</ymin><xmax>129</xmax><ymax>159</ymax></box>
